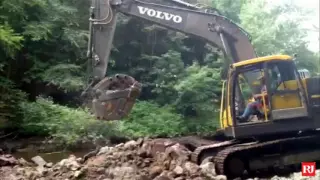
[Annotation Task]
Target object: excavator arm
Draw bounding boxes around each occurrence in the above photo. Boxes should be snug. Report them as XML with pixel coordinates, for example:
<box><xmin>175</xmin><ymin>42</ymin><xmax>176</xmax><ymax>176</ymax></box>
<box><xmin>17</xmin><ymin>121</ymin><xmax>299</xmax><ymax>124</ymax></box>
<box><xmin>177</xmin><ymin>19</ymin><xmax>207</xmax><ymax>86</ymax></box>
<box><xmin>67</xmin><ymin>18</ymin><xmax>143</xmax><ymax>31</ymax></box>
<box><xmin>83</xmin><ymin>0</ymin><xmax>258</xmax><ymax>120</ymax></box>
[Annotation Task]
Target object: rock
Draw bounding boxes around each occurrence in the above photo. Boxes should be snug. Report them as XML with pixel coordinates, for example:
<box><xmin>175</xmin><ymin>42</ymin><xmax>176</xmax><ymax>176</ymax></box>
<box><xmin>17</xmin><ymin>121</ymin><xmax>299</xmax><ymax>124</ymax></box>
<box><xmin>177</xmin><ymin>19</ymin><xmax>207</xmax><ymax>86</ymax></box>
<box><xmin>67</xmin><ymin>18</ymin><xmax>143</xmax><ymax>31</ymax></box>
<box><xmin>0</xmin><ymin>154</ymin><xmax>18</xmax><ymax>166</ymax></box>
<box><xmin>174</xmin><ymin>177</ymin><xmax>184</xmax><ymax>180</ymax></box>
<box><xmin>86</xmin><ymin>154</ymin><xmax>108</xmax><ymax>167</ymax></box>
<box><xmin>165</xmin><ymin>143</ymin><xmax>190</xmax><ymax>166</ymax></box>
<box><xmin>167</xmin><ymin>171</ymin><xmax>176</xmax><ymax>178</ymax></box>
<box><xmin>193</xmin><ymin>177</ymin><xmax>205</xmax><ymax>180</ymax></box>
<box><xmin>184</xmin><ymin>162</ymin><xmax>200</xmax><ymax>175</ymax></box>
<box><xmin>31</xmin><ymin>156</ymin><xmax>47</xmax><ymax>167</ymax></box>
<box><xmin>165</xmin><ymin>143</ymin><xmax>190</xmax><ymax>158</ymax></box>
<box><xmin>76</xmin><ymin>158</ymin><xmax>83</xmax><ymax>163</ymax></box>
<box><xmin>173</xmin><ymin>166</ymin><xmax>184</xmax><ymax>176</ymax></box>
<box><xmin>73</xmin><ymin>170</ymin><xmax>83</xmax><ymax>178</ymax></box>
<box><xmin>150</xmin><ymin>166</ymin><xmax>163</xmax><ymax>178</ymax></box>
<box><xmin>4</xmin><ymin>154</ymin><xmax>12</xmax><ymax>158</ymax></box>
<box><xmin>6</xmin><ymin>138</ymin><xmax>312</xmax><ymax>180</ymax></box>
<box><xmin>18</xmin><ymin>158</ymin><xmax>30</xmax><ymax>166</ymax></box>
<box><xmin>106</xmin><ymin>166</ymin><xmax>136</xmax><ymax>179</ymax></box>
<box><xmin>58</xmin><ymin>155</ymin><xmax>80</xmax><ymax>171</ymax></box>
<box><xmin>82</xmin><ymin>147</ymin><xmax>100</xmax><ymax>163</ymax></box>
<box><xmin>124</xmin><ymin>140</ymin><xmax>138</xmax><ymax>150</ymax></box>
<box><xmin>115</xmin><ymin>143</ymin><xmax>124</xmax><ymax>148</ymax></box>
<box><xmin>136</xmin><ymin>138</ymin><xmax>144</xmax><ymax>146</ymax></box>
<box><xmin>96</xmin><ymin>167</ymin><xmax>105</xmax><ymax>173</ymax></box>
<box><xmin>270</xmin><ymin>176</ymin><xmax>280</xmax><ymax>180</ymax></box>
<box><xmin>36</xmin><ymin>166</ymin><xmax>48</xmax><ymax>176</ymax></box>
<box><xmin>213</xmin><ymin>175</ymin><xmax>227</xmax><ymax>180</ymax></box>
<box><xmin>139</xmin><ymin>142</ymin><xmax>152</xmax><ymax>157</ymax></box>
<box><xmin>16</xmin><ymin>167</ymin><xmax>25</xmax><ymax>175</ymax></box>
<box><xmin>154</xmin><ymin>175</ymin><xmax>173</xmax><ymax>180</ymax></box>
<box><xmin>200</xmin><ymin>162</ymin><xmax>216</xmax><ymax>178</ymax></box>
<box><xmin>25</xmin><ymin>170</ymin><xmax>39</xmax><ymax>180</ymax></box>
<box><xmin>159</xmin><ymin>170</ymin><xmax>170</xmax><ymax>177</ymax></box>
<box><xmin>200</xmin><ymin>157</ymin><xmax>213</xmax><ymax>165</ymax></box>
<box><xmin>70</xmin><ymin>165</ymin><xmax>80</xmax><ymax>171</ymax></box>
<box><xmin>97</xmin><ymin>146</ymin><xmax>113</xmax><ymax>155</ymax></box>
<box><xmin>45</xmin><ymin>162</ymin><xmax>53</xmax><ymax>168</ymax></box>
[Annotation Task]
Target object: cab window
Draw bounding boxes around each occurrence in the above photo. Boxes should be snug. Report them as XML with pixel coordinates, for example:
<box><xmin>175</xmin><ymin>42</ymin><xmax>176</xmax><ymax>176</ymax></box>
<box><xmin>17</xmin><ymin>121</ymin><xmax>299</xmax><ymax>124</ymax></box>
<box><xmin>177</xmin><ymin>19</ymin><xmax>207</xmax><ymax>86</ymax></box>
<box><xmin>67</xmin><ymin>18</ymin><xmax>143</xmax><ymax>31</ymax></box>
<box><xmin>238</xmin><ymin>75</ymin><xmax>252</xmax><ymax>104</ymax></box>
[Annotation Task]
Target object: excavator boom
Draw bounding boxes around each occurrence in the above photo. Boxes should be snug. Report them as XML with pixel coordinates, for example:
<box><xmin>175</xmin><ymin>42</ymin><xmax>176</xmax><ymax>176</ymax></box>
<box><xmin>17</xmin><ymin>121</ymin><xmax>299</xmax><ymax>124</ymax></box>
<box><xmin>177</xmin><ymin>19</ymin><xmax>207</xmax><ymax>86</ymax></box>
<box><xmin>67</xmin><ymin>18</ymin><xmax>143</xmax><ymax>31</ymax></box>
<box><xmin>83</xmin><ymin>0</ymin><xmax>258</xmax><ymax>120</ymax></box>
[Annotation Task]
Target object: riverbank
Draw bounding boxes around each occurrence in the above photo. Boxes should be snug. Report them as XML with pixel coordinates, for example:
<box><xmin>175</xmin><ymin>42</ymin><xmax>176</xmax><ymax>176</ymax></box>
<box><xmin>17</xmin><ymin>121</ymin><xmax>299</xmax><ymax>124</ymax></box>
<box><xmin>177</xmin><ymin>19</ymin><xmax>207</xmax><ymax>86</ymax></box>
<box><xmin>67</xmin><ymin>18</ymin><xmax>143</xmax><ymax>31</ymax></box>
<box><xmin>0</xmin><ymin>138</ymin><xmax>232</xmax><ymax>180</ymax></box>
<box><xmin>0</xmin><ymin>134</ymin><xmax>132</xmax><ymax>164</ymax></box>
<box><xmin>1</xmin><ymin>138</ymin><xmax>319</xmax><ymax>180</ymax></box>
<box><xmin>0</xmin><ymin>137</ymin><xmax>91</xmax><ymax>163</ymax></box>
<box><xmin>3</xmin><ymin>98</ymin><xmax>207</xmax><ymax>152</ymax></box>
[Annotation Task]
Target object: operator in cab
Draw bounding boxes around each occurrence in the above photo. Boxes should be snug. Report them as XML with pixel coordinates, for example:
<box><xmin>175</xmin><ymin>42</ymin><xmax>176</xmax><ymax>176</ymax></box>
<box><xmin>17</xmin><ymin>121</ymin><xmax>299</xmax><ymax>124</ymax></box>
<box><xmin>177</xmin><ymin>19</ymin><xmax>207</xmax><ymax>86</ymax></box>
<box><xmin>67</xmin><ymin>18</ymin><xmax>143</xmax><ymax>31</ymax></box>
<box><xmin>237</xmin><ymin>74</ymin><xmax>268</xmax><ymax>122</ymax></box>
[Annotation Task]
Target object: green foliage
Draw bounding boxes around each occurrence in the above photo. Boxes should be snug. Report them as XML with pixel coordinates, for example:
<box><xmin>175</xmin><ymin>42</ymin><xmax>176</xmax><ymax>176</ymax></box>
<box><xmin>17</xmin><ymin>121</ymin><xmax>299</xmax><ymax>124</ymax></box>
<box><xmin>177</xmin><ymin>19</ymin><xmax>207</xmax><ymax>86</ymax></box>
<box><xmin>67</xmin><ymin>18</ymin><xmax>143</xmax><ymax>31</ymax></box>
<box><xmin>239</xmin><ymin>0</ymin><xmax>318</xmax><ymax>71</ymax></box>
<box><xmin>0</xmin><ymin>0</ymin><xmax>319</xmax><ymax>146</ymax></box>
<box><xmin>148</xmin><ymin>50</ymin><xmax>185</xmax><ymax>105</ymax></box>
<box><xmin>40</xmin><ymin>64</ymin><xmax>85</xmax><ymax>92</ymax></box>
<box><xmin>118</xmin><ymin>100</ymin><xmax>219</xmax><ymax>137</ymax></box>
<box><xmin>0</xmin><ymin>0</ymin><xmax>88</xmax><ymax>87</ymax></box>
<box><xmin>18</xmin><ymin>97</ymin><xmax>118</xmax><ymax>146</ymax></box>
<box><xmin>211</xmin><ymin>0</ymin><xmax>244</xmax><ymax>23</ymax></box>
<box><xmin>172</xmin><ymin>64</ymin><xmax>221</xmax><ymax>133</ymax></box>
<box><xmin>119</xmin><ymin>101</ymin><xmax>187</xmax><ymax>137</ymax></box>
<box><xmin>0</xmin><ymin>24</ymin><xmax>24</xmax><ymax>57</ymax></box>
<box><xmin>0</xmin><ymin>77</ymin><xmax>27</xmax><ymax>129</ymax></box>
<box><xmin>174</xmin><ymin>64</ymin><xmax>221</xmax><ymax>117</ymax></box>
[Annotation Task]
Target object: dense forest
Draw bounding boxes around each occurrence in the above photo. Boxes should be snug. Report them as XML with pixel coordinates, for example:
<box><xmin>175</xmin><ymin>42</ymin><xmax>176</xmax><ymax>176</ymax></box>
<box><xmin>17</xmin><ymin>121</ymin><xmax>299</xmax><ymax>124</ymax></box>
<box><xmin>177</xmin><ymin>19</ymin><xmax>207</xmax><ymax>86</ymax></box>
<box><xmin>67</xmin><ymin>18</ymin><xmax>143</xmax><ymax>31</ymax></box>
<box><xmin>0</xmin><ymin>0</ymin><xmax>319</xmax><ymax>146</ymax></box>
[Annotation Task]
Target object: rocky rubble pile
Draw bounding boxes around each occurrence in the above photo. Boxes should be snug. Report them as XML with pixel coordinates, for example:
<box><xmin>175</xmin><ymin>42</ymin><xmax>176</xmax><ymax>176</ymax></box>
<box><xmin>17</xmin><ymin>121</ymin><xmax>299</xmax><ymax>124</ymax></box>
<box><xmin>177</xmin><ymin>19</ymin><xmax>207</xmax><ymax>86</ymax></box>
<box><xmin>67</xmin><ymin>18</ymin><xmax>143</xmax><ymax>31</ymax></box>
<box><xmin>0</xmin><ymin>138</ymin><xmax>225</xmax><ymax>180</ymax></box>
<box><xmin>0</xmin><ymin>138</ymin><xmax>319</xmax><ymax>180</ymax></box>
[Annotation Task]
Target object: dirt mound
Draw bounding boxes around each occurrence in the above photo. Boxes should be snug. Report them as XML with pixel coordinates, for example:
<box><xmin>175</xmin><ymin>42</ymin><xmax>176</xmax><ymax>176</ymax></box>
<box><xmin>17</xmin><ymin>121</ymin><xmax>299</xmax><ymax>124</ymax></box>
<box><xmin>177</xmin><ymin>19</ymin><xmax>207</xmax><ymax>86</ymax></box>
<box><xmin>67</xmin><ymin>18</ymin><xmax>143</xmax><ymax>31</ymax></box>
<box><xmin>1</xmin><ymin>138</ymin><xmax>319</xmax><ymax>180</ymax></box>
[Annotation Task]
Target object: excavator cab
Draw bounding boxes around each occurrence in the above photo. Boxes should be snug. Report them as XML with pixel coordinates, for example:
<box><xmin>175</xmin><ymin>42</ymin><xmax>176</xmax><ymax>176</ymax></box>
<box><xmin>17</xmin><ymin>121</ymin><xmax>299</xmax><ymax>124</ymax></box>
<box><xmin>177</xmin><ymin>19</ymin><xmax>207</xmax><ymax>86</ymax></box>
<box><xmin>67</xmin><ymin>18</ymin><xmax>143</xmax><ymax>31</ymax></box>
<box><xmin>219</xmin><ymin>55</ymin><xmax>319</xmax><ymax>139</ymax></box>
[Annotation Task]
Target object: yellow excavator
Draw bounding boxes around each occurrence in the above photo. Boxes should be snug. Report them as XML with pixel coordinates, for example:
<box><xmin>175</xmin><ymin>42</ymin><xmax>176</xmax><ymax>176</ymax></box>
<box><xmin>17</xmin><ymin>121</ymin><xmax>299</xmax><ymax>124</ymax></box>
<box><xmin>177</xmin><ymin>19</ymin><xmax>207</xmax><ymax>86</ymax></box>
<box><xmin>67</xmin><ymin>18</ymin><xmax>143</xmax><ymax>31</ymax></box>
<box><xmin>80</xmin><ymin>0</ymin><xmax>320</xmax><ymax>178</ymax></box>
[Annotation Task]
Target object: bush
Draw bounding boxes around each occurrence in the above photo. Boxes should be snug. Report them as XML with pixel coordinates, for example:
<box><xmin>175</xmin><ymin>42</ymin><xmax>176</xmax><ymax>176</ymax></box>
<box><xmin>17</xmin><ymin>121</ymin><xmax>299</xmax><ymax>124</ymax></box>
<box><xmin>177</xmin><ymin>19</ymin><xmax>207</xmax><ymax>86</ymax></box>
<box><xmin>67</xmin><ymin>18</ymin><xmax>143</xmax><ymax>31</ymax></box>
<box><xmin>17</xmin><ymin>97</ymin><xmax>220</xmax><ymax>146</ymax></box>
<box><xmin>118</xmin><ymin>101</ymin><xmax>187</xmax><ymax>138</ymax></box>
<box><xmin>18</xmin><ymin>97</ymin><xmax>118</xmax><ymax>146</ymax></box>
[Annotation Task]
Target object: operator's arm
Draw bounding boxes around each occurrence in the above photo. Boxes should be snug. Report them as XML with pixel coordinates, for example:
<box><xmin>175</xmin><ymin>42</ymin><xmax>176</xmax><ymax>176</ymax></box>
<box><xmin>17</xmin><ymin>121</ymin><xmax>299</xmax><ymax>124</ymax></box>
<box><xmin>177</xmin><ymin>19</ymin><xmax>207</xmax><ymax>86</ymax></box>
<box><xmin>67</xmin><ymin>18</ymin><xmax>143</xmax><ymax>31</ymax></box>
<box><xmin>253</xmin><ymin>85</ymin><xmax>267</xmax><ymax>99</ymax></box>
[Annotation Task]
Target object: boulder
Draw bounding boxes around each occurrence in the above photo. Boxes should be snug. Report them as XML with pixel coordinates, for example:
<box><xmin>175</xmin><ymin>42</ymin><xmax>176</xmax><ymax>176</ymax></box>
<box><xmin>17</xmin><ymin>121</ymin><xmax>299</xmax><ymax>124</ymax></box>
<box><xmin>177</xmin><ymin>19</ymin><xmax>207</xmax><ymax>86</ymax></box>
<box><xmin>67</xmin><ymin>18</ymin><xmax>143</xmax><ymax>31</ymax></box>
<box><xmin>31</xmin><ymin>156</ymin><xmax>47</xmax><ymax>167</ymax></box>
<box><xmin>200</xmin><ymin>162</ymin><xmax>216</xmax><ymax>178</ymax></box>
<box><xmin>0</xmin><ymin>154</ymin><xmax>18</xmax><ymax>166</ymax></box>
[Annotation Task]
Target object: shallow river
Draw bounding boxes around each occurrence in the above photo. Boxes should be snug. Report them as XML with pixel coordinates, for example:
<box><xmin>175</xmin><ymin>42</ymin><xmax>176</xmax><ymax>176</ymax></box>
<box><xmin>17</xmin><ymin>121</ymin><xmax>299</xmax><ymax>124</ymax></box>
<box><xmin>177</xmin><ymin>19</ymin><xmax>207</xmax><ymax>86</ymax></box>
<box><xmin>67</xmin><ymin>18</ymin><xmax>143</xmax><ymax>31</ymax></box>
<box><xmin>12</xmin><ymin>149</ymin><xmax>89</xmax><ymax>163</ymax></box>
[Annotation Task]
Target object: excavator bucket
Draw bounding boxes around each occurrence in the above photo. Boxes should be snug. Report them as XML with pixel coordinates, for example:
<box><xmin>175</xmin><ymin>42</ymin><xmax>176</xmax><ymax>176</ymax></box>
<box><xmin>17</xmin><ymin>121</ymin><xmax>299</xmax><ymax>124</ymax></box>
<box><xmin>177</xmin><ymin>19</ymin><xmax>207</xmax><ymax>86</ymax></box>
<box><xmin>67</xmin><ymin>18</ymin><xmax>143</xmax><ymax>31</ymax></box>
<box><xmin>83</xmin><ymin>0</ymin><xmax>142</xmax><ymax>121</ymax></box>
<box><xmin>84</xmin><ymin>74</ymin><xmax>142</xmax><ymax>121</ymax></box>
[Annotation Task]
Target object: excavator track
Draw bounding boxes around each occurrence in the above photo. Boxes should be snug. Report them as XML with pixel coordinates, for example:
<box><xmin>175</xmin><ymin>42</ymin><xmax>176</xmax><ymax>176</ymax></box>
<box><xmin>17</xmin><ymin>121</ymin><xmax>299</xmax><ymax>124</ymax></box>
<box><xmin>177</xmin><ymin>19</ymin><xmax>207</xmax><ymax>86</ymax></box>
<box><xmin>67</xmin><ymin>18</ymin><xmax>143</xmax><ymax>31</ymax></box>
<box><xmin>191</xmin><ymin>140</ymin><xmax>236</xmax><ymax>164</ymax></box>
<box><xmin>191</xmin><ymin>131</ymin><xmax>320</xmax><ymax>178</ymax></box>
<box><xmin>214</xmin><ymin>141</ymin><xmax>263</xmax><ymax>177</ymax></box>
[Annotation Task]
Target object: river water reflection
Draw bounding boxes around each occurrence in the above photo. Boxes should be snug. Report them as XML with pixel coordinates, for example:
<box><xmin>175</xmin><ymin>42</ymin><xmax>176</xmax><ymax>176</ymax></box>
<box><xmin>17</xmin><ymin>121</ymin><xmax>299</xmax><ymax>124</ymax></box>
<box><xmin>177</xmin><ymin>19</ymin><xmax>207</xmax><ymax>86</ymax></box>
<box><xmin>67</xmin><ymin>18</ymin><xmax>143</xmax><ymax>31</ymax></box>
<box><xmin>13</xmin><ymin>149</ymin><xmax>89</xmax><ymax>163</ymax></box>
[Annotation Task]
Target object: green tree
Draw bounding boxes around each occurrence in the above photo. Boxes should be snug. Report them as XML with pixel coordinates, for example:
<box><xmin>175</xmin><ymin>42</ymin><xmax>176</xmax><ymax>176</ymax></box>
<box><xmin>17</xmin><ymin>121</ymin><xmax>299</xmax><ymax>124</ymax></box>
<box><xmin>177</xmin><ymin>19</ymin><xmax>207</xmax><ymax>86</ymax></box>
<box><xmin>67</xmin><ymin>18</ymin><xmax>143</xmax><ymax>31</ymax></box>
<box><xmin>239</xmin><ymin>0</ymin><xmax>318</xmax><ymax>72</ymax></box>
